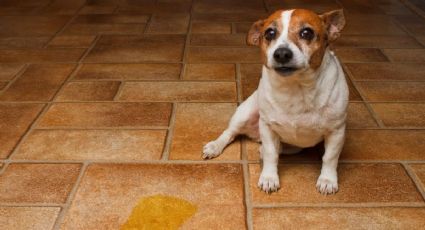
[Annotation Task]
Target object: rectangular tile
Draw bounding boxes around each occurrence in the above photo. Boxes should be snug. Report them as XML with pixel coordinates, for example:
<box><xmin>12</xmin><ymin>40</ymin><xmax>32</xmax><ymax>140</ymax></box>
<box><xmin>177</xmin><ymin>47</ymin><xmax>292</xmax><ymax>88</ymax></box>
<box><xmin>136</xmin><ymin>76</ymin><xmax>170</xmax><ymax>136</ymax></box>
<box><xmin>0</xmin><ymin>163</ymin><xmax>81</xmax><ymax>203</ymax></box>
<box><xmin>117</xmin><ymin>2</ymin><xmax>191</xmax><ymax>14</ymax></box>
<box><xmin>253</xmin><ymin>207</ymin><xmax>425</xmax><ymax>229</ymax></box>
<box><xmin>371</xmin><ymin>103</ymin><xmax>425</xmax><ymax>128</ymax></box>
<box><xmin>184</xmin><ymin>64</ymin><xmax>235</xmax><ymax>80</ymax></box>
<box><xmin>118</xmin><ymin>82</ymin><xmax>237</xmax><ymax>102</ymax></box>
<box><xmin>0</xmin><ymin>64</ymin><xmax>75</xmax><ymax>101</ymax></box>
<box><xmin>346</xmin><ymin>103</ymin><xmax>378</xmax><ymax>128</ymax></box>
<box><xmin>193</xmin><ymin>0</ymin><xmax>265</xmax><ymax>14</ymax></box>
<box><xmin>0</xmin><ymin>207</ymin><xmax>60</xmax><ymax>230</ymax></box>
<box><xmin>333</xmin><ymin>48</ymin><xmax>389</xmax><ymax>63</ymax></box>
<box><xmin>357</xmin><ymin>81</ymin><xmax>425</xmax><ymax>101</ymax></box>
<box><xmin>0</xmin><ymin>37</ymin><xmax>49</xmax><ymax>49</ymax></box>
<box><xmin>147</xmin><ymin>14</ymin><xmax>189</xmax><ymax>34</ymax></box>
<box><xmin>343</xmin><ymin>14</ymin><xmax>406</xmax><ymax>35</ymax></box>
<box><xmin>14</xmin><ymin>130</ymin><xmax>166</xmax><ymax>161</ymax></box>
<box><xmin>0</xmin><ymin>16</ymin><xmax>70</xmax><ymax>36</ymax></box>
<box><xmin>240</xmin><ymin>63</ymin><xmax>261</xmax><ymax>100</ymax></box>
<box><xmin>0</xmin><ymin>49</ymin><xmax>85</xmax><ymax>63</ymax></box>
<box><xmin>383</xmin><ymin>49</ymin><xmax>425</xmax><ymax>63</ymax></box>
<box><xmin>335</xmin><ymin>35</ymin><xmax>423</xmax><ymax>48</ymax></box>
<box><xmin>410</xmin><ymin>164</ymin><xmax>425</xmax><ymax>191</ymax></box>
<box><xmin>56</xmin><ymin>81</ymin><xmax>120</xmax><ymax>101</ymax></box>
<box><xmin>191</xmin><ymin>22</ymin><xmax>231</xmax><ymax>34</ymax></box>
<box><xmin>0</xmin><ymin>104</ymin><xmax>44</xmax><ymax>158</ymax></box>
<box><xmin>38</xmin><ymin>102</ymin><xmax>171</xmax><ymax>128</ymax></box>
<box><xmin>0</xmin><ymin>82</ymin><xmax>7</xmax><ymax>90</ymax></box>
<box><xmin>79</xmin><ymin>5</ymin><xmax>117</xmax><ymax>14</ymax></box>
<box><xmin>187</xmin><ymin>47</ymin><xmax>261</xmax><ymax>63</ymax></box>
<box><xmin>249</xmin><ymin>163</ymin><xmax>422</xmax><ymax>204</ymax></box>
<box><xmin>346</xmin><ymin>63</ymin><xmax>425</xmax><ymax>81</ymax></box>
<box><xmin>60</xmin><ymin>164</ymin><xmax>245</xmax><ymax>229</ymax></box>
<box><xmin>170</xmin><ymin>103</ymin><xmax>240</xmax><ymax>160</ymax></box>
<box><xmin>346</xmin><ymin>76</ymin><xmax>362</xmax><ymax>101</ymax></box>
<box><xmin>48</xmin><ymin>35</ymin><xmax>96</xmax><ymax>47</ymax></box>
<box><xmin>394</xmin><ymin>15</ymin><xmax>425</xmax><ymax>37</ymax></box>
<box><xmin>342</xmin><ymin>130</ymin><xmax>425</xmax><ymax>160</ymax></box>
<box><xmin>74</xmin><ymin>63</ymin><xmax>181</xmax><ymax>80</ymax></box>
<box><xmin>190</xmin><ymin>34</ymin><xmax>246</xmax><ymax>46</ymax></box>
<box><xmin>192</xmin><ymin>13</ymin><xmax>267</xmax><ymax>22</ymax></box>
<box><xmin>0</xmin><ymin>64</ymin><xmax>24</xmax><ymax>81</ymax></box>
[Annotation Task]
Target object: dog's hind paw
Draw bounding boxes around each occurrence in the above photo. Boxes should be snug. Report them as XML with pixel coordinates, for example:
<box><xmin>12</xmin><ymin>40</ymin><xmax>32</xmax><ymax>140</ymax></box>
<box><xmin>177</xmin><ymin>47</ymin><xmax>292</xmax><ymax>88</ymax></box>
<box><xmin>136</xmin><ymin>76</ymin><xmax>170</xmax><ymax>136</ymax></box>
<box><xmin>202</xmin><ymin>141</ymin><xmax>222</xmax><ymax>159</ymax></box>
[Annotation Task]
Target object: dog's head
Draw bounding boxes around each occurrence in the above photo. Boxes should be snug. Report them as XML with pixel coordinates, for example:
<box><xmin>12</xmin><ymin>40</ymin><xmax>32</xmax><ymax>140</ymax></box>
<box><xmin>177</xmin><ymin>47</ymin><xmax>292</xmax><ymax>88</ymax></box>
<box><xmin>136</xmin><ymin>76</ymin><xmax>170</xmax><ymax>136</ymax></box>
<box><xmin>247</xmin><ymin>9</ymin><xmax>345</xmax><ymax>76</ymax></box>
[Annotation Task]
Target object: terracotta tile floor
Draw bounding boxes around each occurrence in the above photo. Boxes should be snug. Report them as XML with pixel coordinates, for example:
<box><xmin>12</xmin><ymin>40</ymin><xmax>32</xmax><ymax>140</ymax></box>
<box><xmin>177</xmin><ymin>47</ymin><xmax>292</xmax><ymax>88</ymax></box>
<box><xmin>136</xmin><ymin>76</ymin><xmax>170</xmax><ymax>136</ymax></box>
<box><xmin>0</xmin><ymin>0</ymin><xmax>425</xmax><ymax>229</ymax></box>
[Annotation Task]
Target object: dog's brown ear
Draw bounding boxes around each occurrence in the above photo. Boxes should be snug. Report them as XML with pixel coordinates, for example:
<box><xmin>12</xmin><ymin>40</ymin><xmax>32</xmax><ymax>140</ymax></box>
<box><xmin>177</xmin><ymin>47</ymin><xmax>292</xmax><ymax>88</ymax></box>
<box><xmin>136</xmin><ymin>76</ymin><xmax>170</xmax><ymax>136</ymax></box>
<box><xmin>247</xmin><ymin>19</ymin><xmax>264</xmax><ymax>46</ymax></box>
<box><xmin>320</xmin><ymin>9</ymin><xmax>345</xmax><ymax>42</ymax></box>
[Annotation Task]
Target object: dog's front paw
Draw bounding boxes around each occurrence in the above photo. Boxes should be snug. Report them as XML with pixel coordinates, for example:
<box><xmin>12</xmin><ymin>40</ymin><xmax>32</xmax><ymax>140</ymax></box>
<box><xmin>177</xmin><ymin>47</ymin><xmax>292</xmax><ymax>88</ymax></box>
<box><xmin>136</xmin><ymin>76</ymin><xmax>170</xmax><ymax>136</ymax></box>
<box><xmin>202</xmin><ymin>141</ymin><xmax>222</xmax><ymax>159</ymax></box>
<box><xmin>316</xmin><ymin>175</ymin><xmax>338</xmax><ymax>195</ymax></box>
<box><xmin>258</xmin><ymin>172</ymin><xmax>280</xmax><ymax>193</ymax></box>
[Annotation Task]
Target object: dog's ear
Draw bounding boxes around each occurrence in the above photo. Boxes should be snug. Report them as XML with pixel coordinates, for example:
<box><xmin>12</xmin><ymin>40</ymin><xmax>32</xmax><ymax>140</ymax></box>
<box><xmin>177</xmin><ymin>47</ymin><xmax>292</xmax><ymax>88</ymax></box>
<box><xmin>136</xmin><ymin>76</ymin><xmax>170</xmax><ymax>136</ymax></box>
<box><xmin>320</xmin><ymin>9</ymin><xmax>345</xmax><ymax>42</ymax></box>
<box><xmin>247</xmin><ymin>19</ymin><xmax>264</xmax><ymax>46</ymax></box>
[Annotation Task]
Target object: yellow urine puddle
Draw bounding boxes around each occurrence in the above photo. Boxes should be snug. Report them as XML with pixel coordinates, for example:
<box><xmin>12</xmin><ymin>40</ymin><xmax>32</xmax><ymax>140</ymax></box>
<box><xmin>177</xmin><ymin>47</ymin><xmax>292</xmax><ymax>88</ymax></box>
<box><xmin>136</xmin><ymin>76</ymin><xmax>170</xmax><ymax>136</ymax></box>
<box><xmin>121</xmin><ymin>195</ymin><xmax>197</xmax><ymax>230</ymax></box>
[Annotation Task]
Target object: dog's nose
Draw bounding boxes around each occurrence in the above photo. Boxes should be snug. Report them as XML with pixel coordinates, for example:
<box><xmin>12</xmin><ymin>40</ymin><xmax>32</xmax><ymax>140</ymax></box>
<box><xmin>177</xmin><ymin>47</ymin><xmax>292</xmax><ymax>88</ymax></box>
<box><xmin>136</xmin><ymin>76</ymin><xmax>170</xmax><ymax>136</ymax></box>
<box><xmin>273</xmin><ymin>48</ymin><xmax>293</xmax><ymax>64</ymax></box>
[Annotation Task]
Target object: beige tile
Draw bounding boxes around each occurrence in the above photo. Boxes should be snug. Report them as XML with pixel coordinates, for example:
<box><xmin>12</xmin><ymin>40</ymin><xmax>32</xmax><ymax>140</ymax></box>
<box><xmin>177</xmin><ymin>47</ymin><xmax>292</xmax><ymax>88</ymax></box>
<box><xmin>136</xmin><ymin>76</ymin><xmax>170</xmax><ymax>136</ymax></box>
<box><xmin>0</xmin><ymin>163</ymin><xmax>81</xmax><ymax>203</ymax></box>
<box><xmin>333</xmin><ymin>48</ymin><xmax>389</xmax><ymax>63</ymax></box>
<box><xmin>190</xmin><ymin>34</ymin><xmax>246</xmax><ymax>46</ymax></box>
<box><xmin>347</xmin><ymin>103</ymin><xmax>378</xmax><ymax>128</ymax></box>
<box><xmin>56</xmin><ymin>81</ymin><xmax>120</xmax><ymax>101</ymax></box>
<box><xmin>184</xmin><ymin>64</ymin><xmax>235</xmax><ymax>80</ymax></box>
<box><xmin>0</xmin><ymin>49</ymin><xmax>85</xmax><ymax>63</ymax></box>
<box><xmin>147</xmin><ymin>14</ymin><xmax>190</xmax><ymax>34</ymax></box>
<box><xmin>14</xmin><ymin>130</ymin><xmax>166</xmax><ymax>161</ymax></box>
<box><xmin>60</xmin><ymin>164</ymin><xmax>245</xmax><ymax>229</ymax></box>
<box><xmin>335</xmin><ymin>35</ymin><xmax>422</xmax><ymax>48</ymax></box>
<box><xmin>38</xmin><ymin>102</ymin><xmax>171</xmax><ymax>128</ymax></box>
<box><xmin>0</xmin><ymin>64</ymin><xmax>75</xmax><ymax>101</ymax></box>
<box><xmin>0</xmin><ymin>207</ymin><xmax>60</xmax><ymax>230</ymax></box>
<box><xmin>0</xmin><ymin>64</ymin><xmax>24</xmax><ymax>81</ymax></box>
<box><xmin>346</xmin><ymin>63</ymin><xmax>425</xmax><ymax>81</ymax></box>
<box><xmin>371</xmin><ymin>103</ymin><xmax>425</xmax><ymax>128</ymax></box>
<box><xmin>187</xmin><ymin>47</ymin><xmax>261</xmax><ymax>63</ymax></box>
<box><xmin>170</xmin><ymin>103</ymin><xmax>240</xmax><ymax>160</ymax></box>
<box><xmin>249</xmin><ymin>163</ymin><xmax>422</xmax><ymax>204</ymax></box>
<box><xmin>253</xmin><ymin>207</ymin><xmax>425</xmax><ymax>229</ymax></box>
<box><xmin>0</xmin><ymin>103</ymin><xmax>44</xmax><ymax>158</ymax></box>
<box><xmin>74</xmin><ymin>63</ymin><xmax>181</xmax><ymax>80</ymax></box>
<box><xmin>383</xmin><ymin>49</ymin><xmax>425</xmax><ymax>63</ymax></box>
<box><xmin>342</xmin><ymin>130</ymin><xmax>425</xmax><ymax>160</ymax></box>
<box><xmin>357</xmin><ymin>81</ymin><xmax>425</xmax><ymax>101</ymax></box>
<box><xmin>48</xmin><ymin>35</ymin><xmax>96</xmax><ymax>47</ymax></box>
<box><xmin>191</xmin><ymin>22</ymin><xmax>231</xmax><ymax>34</ymax></box>
<box><xmin>118</xmin><ymin>82</ymin><xmax>237</xmax><ymax>102</ymax></box>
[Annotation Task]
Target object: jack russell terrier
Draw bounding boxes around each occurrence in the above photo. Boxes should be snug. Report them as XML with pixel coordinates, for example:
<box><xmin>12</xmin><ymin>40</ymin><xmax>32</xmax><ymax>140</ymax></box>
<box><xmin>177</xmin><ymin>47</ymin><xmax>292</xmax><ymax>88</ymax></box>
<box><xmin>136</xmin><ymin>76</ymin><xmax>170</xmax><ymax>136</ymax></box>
<box><xmin>202</xmin><ymin>9</ymin><xmax>348</xmax><ymax>195</ymax></box>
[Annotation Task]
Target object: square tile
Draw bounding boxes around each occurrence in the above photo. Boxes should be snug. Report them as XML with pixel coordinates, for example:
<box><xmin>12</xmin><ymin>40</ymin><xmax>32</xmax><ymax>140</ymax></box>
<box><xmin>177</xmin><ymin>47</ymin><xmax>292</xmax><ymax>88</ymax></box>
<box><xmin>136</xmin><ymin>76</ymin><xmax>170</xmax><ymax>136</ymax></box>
<box><xmin>335</xmin><ymin>35</ymin><xmax>422</xmax><ymax>48</ymax></box>
<box><xmin>38</xmin><ymin>102</ymin><xmax>172</xmax><ymax>128</ymax></box>
<box><xmin>147</xmin><ymin>14</ymin><xmax>190</xmax><ymax>34</ymax></box>
<box><xmin>187</xmin><ymin>47</ymin><xmax>261</xmax><ymax>63</ymax></box>
<box><xmin>56</xmin><ymin>81</ymin><xmax>120</xmax><ymax>101</ymax></box>
<box><xmin>13</xmin><ymin>130</ymin><xmax>166</xmax><ymax>161</ymax></box>
<box><xmin>74</xmin><ymin>63</ymin><xmax>181</xmax><ymax>80</ymax></box>
<box><xmin>0</xmin><ymin>163</ymin><xmax>81</xmax><ymax>203</ymax></box>
<box><xmin>342</xmin><ymin>130</ymin><xmax>425</xmax><ymax>160</ymax></box>
<box><xmin>60</xmin><ymin>164</ymin><xmax>245</xmax><ymax>229</ymax></box>
<box><xmin>333</xmin><ymin>48</ymin><xmax>389</xmax><ymax>63</ymax></box>
<box><xmin>118</xmin><ymin>82</ymin><xmax>237</xmax><ymax>102</ymax></box>
<box><xmin>347</xmin><ymin>103</ymin><xmax>378</xmax><ymax>128</ymax></box>
<box><xmin>184</xmin><ymin>64</ymin><xmax>235</xmax><ymax>80</ymax></box>
<box><xmin>191</xmin><ymin>22</ymin><xmax>231</xmax><ymax>34</ymax></box>
<box><xmin>48</xmin><ymin>35</ymin><xmax>96</xmax><ymax>47</ymax></box>
<box><xmin>252</xmin><ymin>207</ymin><xmax>425</xmax><ymax>229</ymax></box>
<box><xmin>170</xmin><ymin>103</ymin><xmax>240</xmax><ymax>160</ymax></box>
<box><xmin>0</xmin><ymin>64</ymin><xmax>24</xmax><ymax>81</ymax></box>
<box><xmin>0</xmin><ymin>49</ymin><xmax>85</xmax><ymax>63</ymax></box>
<box><xmin>249</xmin><ymin>163</ymin><xmax>422</xmax><ymax>204</ymax></box>
<box><xmin>84</xmin><ymin>35</ymin><xmax>185</xmax><ymax>63</ymax></box>
<box><xmin>190</xmin><ymin>34</ymin><xmax>246</xmax><ymax>46</ymax></box>
<box><xmin>357</xmin><ymin>81</ymin><xmax>425</xmax><ymax>101</ymax></box>
<box><xmin>371</xmin><ymin>103</ymin><xmax>425</xmax><ymax>128</ymax></box>
<box><xmin>0</xmin><ymin>103</ymin><xmax>44</xmax><ymax>158</ymax></box>
<box><xmin>0</xmin><ymin>64</ymin><xmax>75</xmax><ymax>101</ymax></box>
<box><xmin>0</xmin><ymin>207</ymin><xmax>60</xmax><ymax>230</ymax></box>
<box><xmin>346</xmin><ymin>63</ymin><xmax>425</xmax><ymax>80</ymax></box>
<box><xmin>383</xmin><ymin>49</ymin><xmax>425</xmax><ymax>63</ymax></box>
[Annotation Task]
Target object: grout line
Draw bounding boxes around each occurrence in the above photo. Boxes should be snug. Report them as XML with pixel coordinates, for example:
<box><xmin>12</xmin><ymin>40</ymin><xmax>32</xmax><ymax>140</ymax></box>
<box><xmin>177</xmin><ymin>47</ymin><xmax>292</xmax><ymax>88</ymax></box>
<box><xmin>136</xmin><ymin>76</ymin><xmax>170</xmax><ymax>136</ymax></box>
<box><xmin>242</xmin><ymin>140</ymin><xmax>254</xmax><ymax>230</ymax></box>
<box><xmin>52</xmin><ymin>163</ymin><xmax>88</xmax><ymax>230</ymax></box>
<box><xmin>0</xmin><ymin>64</ymin><xmax>29</xmax><ymax>94</ymax></box>
<box><xmin>402</xmin><ymin>163</ymin><xmax>425</xmax><ymax>201</ymax></box>
<box><xmin>0</xmin><ymin>203</ymin><xmax>64</xmax><ymax>207</ymax></box>
<box><xmin>143</xmin><ymin>14</ymin><xmax>154</xmax><ymax>34</ymax></box>
<box><xmin>113</xmin><ymin>81</ymin><xmax>125</xmax><ymax>101</ymax></box>
<box><xmin>161</xmin><ymin>103</ymin><xmax>177</xmax><ymax>160</ymax></box>
<box><xmin>33</xmin><ymin>126</ymin><xmax>169</xmax><ymax>130</ymax></box>
<box><xmin>253</xmin><ymin>202</ymin><xmax>425</xmax><ymax>208</ymax></box>
<box><xmin>400</xmin><ymin>0</ymin><xmax>425</xmax><ymax>20</ymax></box>
<box><xmin>235</xmin><ymin>63</ymin><xmax>243</xmax><ymax>104</ymax></box>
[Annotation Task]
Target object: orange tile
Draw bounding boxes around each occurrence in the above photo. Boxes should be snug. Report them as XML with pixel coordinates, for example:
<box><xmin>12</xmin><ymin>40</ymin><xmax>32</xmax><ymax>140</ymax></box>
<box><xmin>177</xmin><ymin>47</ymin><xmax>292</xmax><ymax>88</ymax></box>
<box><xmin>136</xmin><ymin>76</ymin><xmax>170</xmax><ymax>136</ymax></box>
<box><xmin>40</xmin><ymin>0</ymin><xmax>85</xmax><ymax>15</ymax></box>
<box><xmin>118</xmin><ymin>82</ymin><xmax>237</xmax><ymax>102</ymax></box>
<box><xmin>0</xmin><ymin>49</ymin><xmax>85</xmax><ymax>63</ymax></box>
<box><xmin>0</xmin><ymin>207</ymin><xmax>60</xmax><ymax>230</ymax></box>
<box><xmin>184</xmin><ymin>64</ymin><xmax>235</xmax><ymax>81</ymax></box>
<box><xmin>346</xmin><ymin>63</ymin><xmax>425</xmax><ymax>80</ymax></box>
<box><xmin>190</xmin><ymin>34</ymin><xmax>246</xmax><ymax>46</ymax></box>
<box><xmin>0</xmin><ymin>64</ymin><xmax>24</xmax><ymax>81</ymax></box>
<box><xmin>335</xmin><ymin>35</ymin><xmax>422</xmax><ymax>48</ymax></box>
<box><xmin>170</xmin><ymin>103</ymin><xmax>240</xmax><ymax>160</ymax></box>
<box><xmin>357</xmin><ymin>81</ymin><xmax>425</xmax><ymax>101</ymax></box>
<box><xmin>14</xmin><ymin>130</ymin><xmax>166</xmax><ymax>161</ymax></box>
<box><xmin>235</xmin><ymin>23</ymin><xmax>251</xmax><ymax>34</ymax></box>
<box><xmin>84</xmin><ymin>35</ymin><xmax>185</xmax><ymax>63</ymax></box>
<box><xmin>343</xmin><ymin>14</ymin><xmax>406</xmax><ymax>35</ymax></box>
<box><xmin>0</xmin><ymin>15</ymin><xmax>70</xmax><ymax>36</ymax></box>
<box><xmin>394</xmin><ymin>15</ymin><xmax>425</xmax><ymax>37</ymax></box>
<box><xmin>191</xmin><ymin>22</ymin><xmax>231</xmax><ymax>34</ymax></box>
<box><xmin>0</xmin><ymin>163</ymin><xmax>81</xmax><ymax>203</ymax></box>
<box><xmin>38</xmin><ymin>102</ymin><xmax>171</xmax><ymax>128</ymax></box>
<box><xmin>117</xmin><ymin>2</ymin><xmax>191</xmax><ymax>14</ymax></box>
<box><xmin>371</xmin><ymin>103</ymin><xmax>425</xmax><ymax>128</ymax></box>
<box><xmin>187</xmin><ymin>47</ymin><xmax>261</xmax><ymax>63</ymax></box>
<box><xmin>193</xmin><ymin>0</ymin><xmax>265</xmax><ymax>14</ymax></box>
<box><xmin>192</xmin><ymin>12</ymin><xmax>267</xmax><ymax>22</ymax></box>
<box><xmin>249</xmin><ymin>163</ymin><xmax>422</xmax><ymax>204</ymax></box>
<box><xmin>347</xmin><ymin>103</ymin><xmax>378</xmax><ymax>128</ymax></box>
<box><xmin>333</xmin><ymin>48</ymin><xmax>388</xmax><ymax>62</ymax></box>
<box><xmin>56</xmin><ymin>81</ymin><xmax>120</xmax><ymax>101</ymax></box>
<box><xmin>342</xmin><ymin>130</ymin><xmax>425</xmax><ymax>160</ymax></box>
<box><xmin>147</xmin><ymin>14</ymin><xmax>190</xmax><ymax>34</ymax></box>
<box><xmin>48</xmin><ymin>35</ymin><xmax>96</xmax><ymax>47</ymax></box>
<box><xmin>79</xmin><ymin>5</ymin><xmax>117</xmax><ymax>14</ymax></box>
<box><xmin>346</xmin><ymin>76</ymin><xmax>362</xmax><ymax>101</ymax></box>
<box><xmin>0</xmin><ymin>64</ymin><xmax>75</xmax><ymax>101</ymax></box>
<box><xmin>0</xmin><ymin>103</ymin><xmax>44</xmax><ymax>159</ymax></box>
<box><xmin>0</xmin><ymin>82</ymin><xmax>7</xmax><ymax>90</ymax></box>
<box><xmin>240</xmin><ymin>63</ymin><xmax>261</xmax><ymax>100</ymax></box>
<box><xmin>383</xmin><ymin>49</ymin><xmax>425</xmax><ymax>63</ymax></box>
<box><xmin>253</xmin><ymin>207</ymin><xmax>425</xmax><ymax>229</ymax></box>
<box><xmin>410</xmin><ymin>164</ymin><xmax>425</xmax><ymax>191</ymax></box>
<box><xmin>0</xmin><ymin>37</ymin><xmax>49</xmax><ymax>48</ymax></box>
<box><xmin>60</xmin><ymin>164</ymin><xmax>245</xmax><ymax>229</ymax></box>
<box><xmin>74</xmin><ymin>63</ymin><xmax>181</xmax><ymax>80</ymax></box>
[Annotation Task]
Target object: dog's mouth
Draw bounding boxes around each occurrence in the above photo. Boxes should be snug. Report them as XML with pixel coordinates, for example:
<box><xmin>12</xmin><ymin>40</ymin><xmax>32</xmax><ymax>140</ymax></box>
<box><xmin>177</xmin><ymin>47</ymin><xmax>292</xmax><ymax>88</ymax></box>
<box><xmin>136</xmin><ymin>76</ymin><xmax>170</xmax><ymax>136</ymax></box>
<box><xmin>274</xmin><ymin>66</ymin><xmax>299</xmax><ymax>76</ymax></box>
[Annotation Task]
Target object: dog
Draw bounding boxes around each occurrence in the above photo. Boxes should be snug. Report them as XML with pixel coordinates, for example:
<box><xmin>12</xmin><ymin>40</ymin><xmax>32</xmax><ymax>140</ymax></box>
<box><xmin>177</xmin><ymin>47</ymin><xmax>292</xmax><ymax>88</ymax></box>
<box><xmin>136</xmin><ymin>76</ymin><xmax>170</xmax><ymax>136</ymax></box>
<box><xmin>202</xmin><ymin>9</ymin><xmax>348</xmax><ymax>195</ymax></box>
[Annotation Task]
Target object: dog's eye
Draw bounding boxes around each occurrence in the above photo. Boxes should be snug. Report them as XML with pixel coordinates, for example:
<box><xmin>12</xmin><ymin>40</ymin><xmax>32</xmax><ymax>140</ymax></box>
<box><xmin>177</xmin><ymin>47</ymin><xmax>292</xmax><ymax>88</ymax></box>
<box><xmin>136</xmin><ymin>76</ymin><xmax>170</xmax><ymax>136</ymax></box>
<box><xmin>300</xmin><ymin>28</ymin><xmax>315</xmax><ymax>41</ymax></box>
<box><xmin>264</xmin><ymin>28</ymin><xmax>276</xmax><ymax>41</ymax></box>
